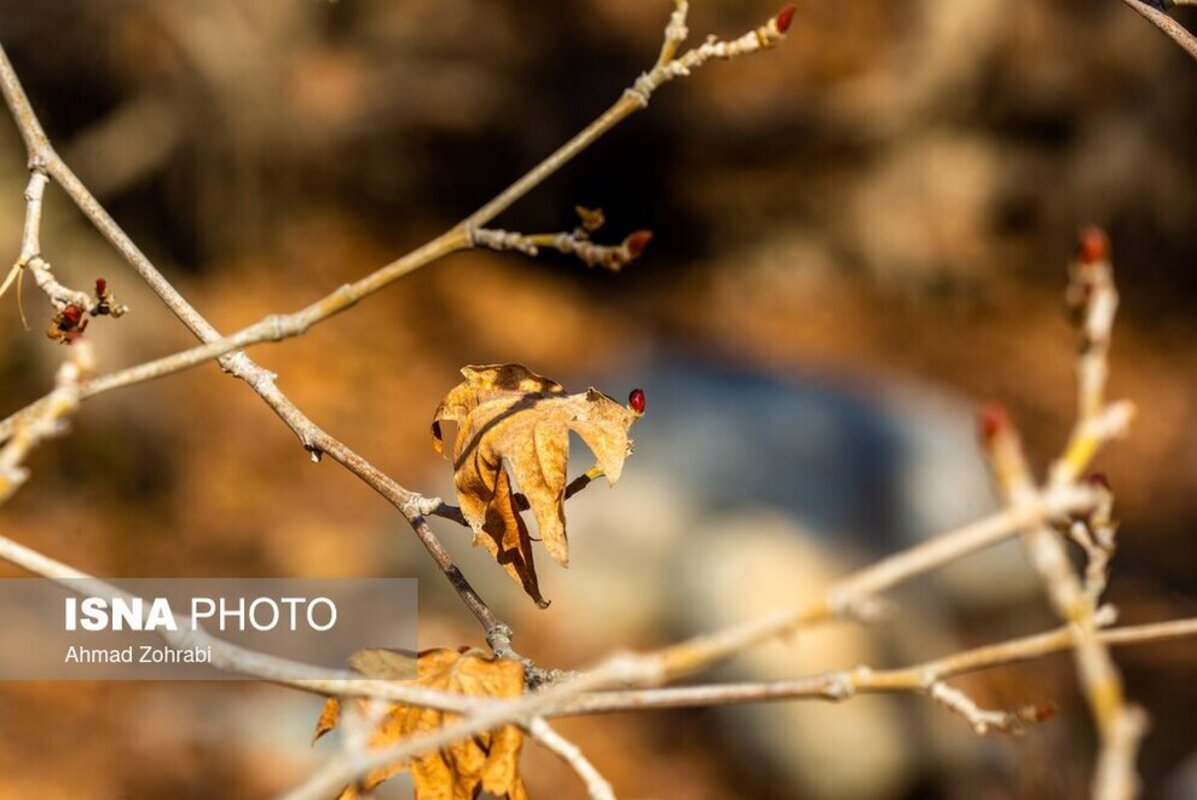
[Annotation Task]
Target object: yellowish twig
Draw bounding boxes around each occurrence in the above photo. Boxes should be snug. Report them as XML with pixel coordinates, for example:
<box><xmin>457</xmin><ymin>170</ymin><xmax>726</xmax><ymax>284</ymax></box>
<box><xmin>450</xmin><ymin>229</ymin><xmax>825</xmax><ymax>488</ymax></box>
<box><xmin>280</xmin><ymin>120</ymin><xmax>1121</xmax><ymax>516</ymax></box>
<box><xmin>653</xmin><ymin>483</ymin><xmax>1097</xmax><ymax>677</ymax></box>
<box><xmin>551</xmin><ymin>616</ymin><xmax>1197</xmax><ymax>717</ymax></box>
<box><xmin>981</xmin><ymin>228</ymin><xmax>1144</xmax><ymax>799</ymax></box>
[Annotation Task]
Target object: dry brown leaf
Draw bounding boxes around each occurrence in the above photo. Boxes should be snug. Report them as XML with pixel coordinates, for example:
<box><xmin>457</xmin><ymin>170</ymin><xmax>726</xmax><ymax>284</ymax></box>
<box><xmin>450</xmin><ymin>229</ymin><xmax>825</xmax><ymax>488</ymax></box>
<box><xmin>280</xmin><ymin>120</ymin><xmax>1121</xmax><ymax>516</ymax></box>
<box><xmin>347</xmin><ymin>647</ymin><xmax>418</xmax><ymax>680</ymax></box>
<box><xmin>432</xmin><ymin>364</ymin><xmax>641</xmax><ymax>606</ymax></box>
<box><xmin>312</xmin><ymin>697</ymin><xmax>341</xmax><ymax>745</ymax></box>
<box><xmin>314</xmin><ymin>647</ymin><xmax>528</xmax><ymax>800</ymax></box>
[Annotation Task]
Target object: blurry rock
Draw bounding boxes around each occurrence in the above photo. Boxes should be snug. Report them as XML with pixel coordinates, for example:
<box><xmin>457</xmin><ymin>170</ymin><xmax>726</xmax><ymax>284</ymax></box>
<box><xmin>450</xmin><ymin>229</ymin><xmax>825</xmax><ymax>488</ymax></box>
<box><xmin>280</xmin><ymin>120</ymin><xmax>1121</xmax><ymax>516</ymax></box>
<box><xmin>672</xmin><ymin>511</ymin><xmax>913</xmax><ymax>800</ymax></box>
<box><xmin>588</xmin><ymin>356</ymin><xmax>1001</xmax><ymax>552</ymax></box>
<box><xmin>565</xmin><ymin>356</ymin><xmax>1037</xmax><ymax>618</ymax></box>
<box><xmin>591</xmin><ymin>358</ymin><xmax>909</xmax><ymax>548</ymax></box>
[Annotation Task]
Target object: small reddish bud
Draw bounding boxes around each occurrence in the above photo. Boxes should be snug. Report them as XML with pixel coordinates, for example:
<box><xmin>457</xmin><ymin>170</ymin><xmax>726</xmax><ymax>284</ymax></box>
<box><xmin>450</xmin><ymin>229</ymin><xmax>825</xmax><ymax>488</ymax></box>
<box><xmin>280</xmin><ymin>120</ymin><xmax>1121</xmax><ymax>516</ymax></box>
<box><xmin>776</xmin><ymin>4</ymin><xmax>797</xmax><ymax>34</ymax></box>
<box><xmin>977</xmin><ymin>403</ymin><xmax>1011</xmax><ymax>444</ymax></box>
<box><xmin>1077</xmin><ymin>226</ymin><xmax>1109</xmax><ymax>265</ymax></box>
<box><xmin>95</xmin><ymin>277</ymin><xmax>107</xmax><ymax>295</ymax></box>
<box><xmin>625</xmin><ymin>230</ymin><xmax>653</xmax><ymax>259</ymax></box>
<box><xmin>629</xmin><ymin>388</ymin><xmax>646</xmax><ymax>414</ymax></box>
<box><xmin>47</xmin><ymin>303</ymin><xmax>90</xmax><ymax>344</ymax></box>
<box><xmin>61</xmin><ymin>304</ymin><xmax>84</xmax><ymax>327</ymax></box>
<box><xmin>1021</xmin><ymin>703</ymin><xmax>1058</xmax><ymax>724</ymax></box>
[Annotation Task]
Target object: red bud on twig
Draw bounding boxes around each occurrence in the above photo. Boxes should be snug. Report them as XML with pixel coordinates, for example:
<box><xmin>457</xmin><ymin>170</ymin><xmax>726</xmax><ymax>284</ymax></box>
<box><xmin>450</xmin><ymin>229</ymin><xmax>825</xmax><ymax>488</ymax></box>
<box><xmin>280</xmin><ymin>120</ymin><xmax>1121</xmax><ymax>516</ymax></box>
<box><xmin>625</xmin><ymin>230</ymin><xmax>653</xmax><ymax>259</ymax></box>
<box><xmin>776</xmin><ymin>4</ymin><xmax>797</xmax><ymax>34</ymax></box>
<box><xmin>628</xmin><ymin>388</ymin><xmax>646</xmax><ymax>415</ymax></box>
<box><xmin>48</xmin><ymin>303</ymin><xmax>89</xmax><ymax>344</ymax></box>
<box><xmin>977</xmin><ymin>403</ymin><xmax>1011</xmax><ymax>445</ymax></box>
<box><xmin>1020</xmin><ymin>703</ymin><xmax>1058</xmax><ymax>724</ymax></box>
<box><xmin>61</xmin><ymin>304</ymin><xmax>83</xmax><ymax>327</ymax></box>
<box><xmin>1077</xmin><ymin>226</ymin><xmax>1109</xmax><ymax>266</ymax></box>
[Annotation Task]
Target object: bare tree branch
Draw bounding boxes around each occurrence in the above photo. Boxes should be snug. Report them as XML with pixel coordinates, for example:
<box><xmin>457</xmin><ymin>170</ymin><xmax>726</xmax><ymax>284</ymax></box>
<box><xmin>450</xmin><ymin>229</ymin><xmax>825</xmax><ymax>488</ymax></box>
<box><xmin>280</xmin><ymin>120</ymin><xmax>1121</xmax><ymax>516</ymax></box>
<box><xmin>1117</xmin><ymin>0</ymin><xmax>1197</xmax><ymax>61</ymax></box>
<box><xmin>980</xmin><ymin>228</ymin><xmax>1144</xmax><ymax>799</ymax></box>
<box><xmin>0</xmin><ymin>2</ymin><xmax>796</xmax><ymax>658</ymax></box>
<box><xmin>0</xmin><ymin>43</ymin><xmax>509</xmax><ymax>642</ymax></box>
<box><xmin>653</xmin><ymin>483</ymin><xmax>1098</xmax><ymax>678</ymax></box>
<box><xmin>461</xmin><ymin>2</ymin><xmax>794</xmax><ymax>230</ymax></box>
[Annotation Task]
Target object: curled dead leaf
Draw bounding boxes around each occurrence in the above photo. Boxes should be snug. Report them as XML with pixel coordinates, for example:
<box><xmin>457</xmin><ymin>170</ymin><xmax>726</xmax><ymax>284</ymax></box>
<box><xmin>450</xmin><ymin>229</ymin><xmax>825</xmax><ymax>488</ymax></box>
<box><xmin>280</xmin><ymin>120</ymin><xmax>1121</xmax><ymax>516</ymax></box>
<box><xmin>432</xmin><ymin>364</ymin><xmax>640</xmax><ymax>606</ymax></box>
<box><xmin>314</xmin><ymin>647</ymin><xmax>528</xmax><ymax>800</ymax></box>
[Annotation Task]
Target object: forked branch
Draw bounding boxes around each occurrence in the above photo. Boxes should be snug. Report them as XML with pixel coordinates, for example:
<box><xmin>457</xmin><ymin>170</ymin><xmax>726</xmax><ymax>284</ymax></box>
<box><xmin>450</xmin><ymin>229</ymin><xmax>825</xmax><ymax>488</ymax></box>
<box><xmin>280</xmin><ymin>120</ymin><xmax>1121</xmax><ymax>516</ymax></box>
<box><xmin>0</xmin><ymin>5</ymin><xmax>796</xmax><ymax>659</ymax></box>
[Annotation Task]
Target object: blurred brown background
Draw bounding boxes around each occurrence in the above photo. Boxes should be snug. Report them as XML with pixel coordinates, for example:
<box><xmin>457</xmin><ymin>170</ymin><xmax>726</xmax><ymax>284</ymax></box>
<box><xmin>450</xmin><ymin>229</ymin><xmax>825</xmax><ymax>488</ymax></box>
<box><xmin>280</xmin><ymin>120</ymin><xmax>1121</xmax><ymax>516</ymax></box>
<box><xmin>0</xmin><ymin>0</ymin><xmax>1196</xmax><ymax>797</ymax></box>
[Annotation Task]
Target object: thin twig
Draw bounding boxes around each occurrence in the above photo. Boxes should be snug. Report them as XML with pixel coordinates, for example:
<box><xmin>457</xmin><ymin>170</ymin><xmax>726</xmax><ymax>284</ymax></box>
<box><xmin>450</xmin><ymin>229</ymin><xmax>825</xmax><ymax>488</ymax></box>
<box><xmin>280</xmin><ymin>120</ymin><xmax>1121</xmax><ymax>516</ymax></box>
<box><xmin>0</xmin><ymin>219</ymin><xmax>645</xmax><ymax>422</ymax></box>
<box><xmin>981</xmin><ymin>229</ymin><xmax>1144</xmax><ymax>799</ymax></box>
<box><xmin>653</xmin><ymin>483</ymin><xmax>1097</xmax><ymax>677</ymax></box>
<box><xmin>1049</xmin><ymin>235</ymin><xmax>1145</xmax><ymax>800</ymax></box>
<box><xmin>461</xmin><ymin>1</ymin><xmax>792</xmax><ymax>229</ymax></box>
<box><xmin>554</xmin><ymin>616</ymin><xmax>1196</xmax><ymax>715</ymax></box>
<box><xmin>1117</xmin><ymin>0</ymin><xmax>1197</xmax><ymax>61</ymax></box>
<box><xmin>11</xmin><ymin>169</ymin><xmax>103</xmax><ymax>313</ymax></box>
<box><xmin>527</xmin><ymin>718</ymin><xmax>616</xmax><ymax>800</ymax></box>
<box><xmin>0</xmin><ymin>42</ymin><xmax>506</xmax><ymax>640</ymax></box>
<box><xmin>0</xmin><ymin>3</ymin><xmax>795</xmax><ymax>657</ymax></box>
<box><xmin>469</xmin><ymin>223</ymin><xmax>652</xmax><ymax>273</ymax></box>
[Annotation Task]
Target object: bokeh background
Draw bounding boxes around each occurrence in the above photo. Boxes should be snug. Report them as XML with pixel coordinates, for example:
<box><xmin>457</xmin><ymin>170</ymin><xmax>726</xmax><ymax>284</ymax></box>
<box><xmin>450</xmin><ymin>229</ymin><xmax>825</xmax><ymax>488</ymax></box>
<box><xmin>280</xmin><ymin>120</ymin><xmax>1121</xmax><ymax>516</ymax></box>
<box><xmin>0</xmin><ymin>0</ymin><xmax>1195</xmax><ymax>797</ymax></box>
